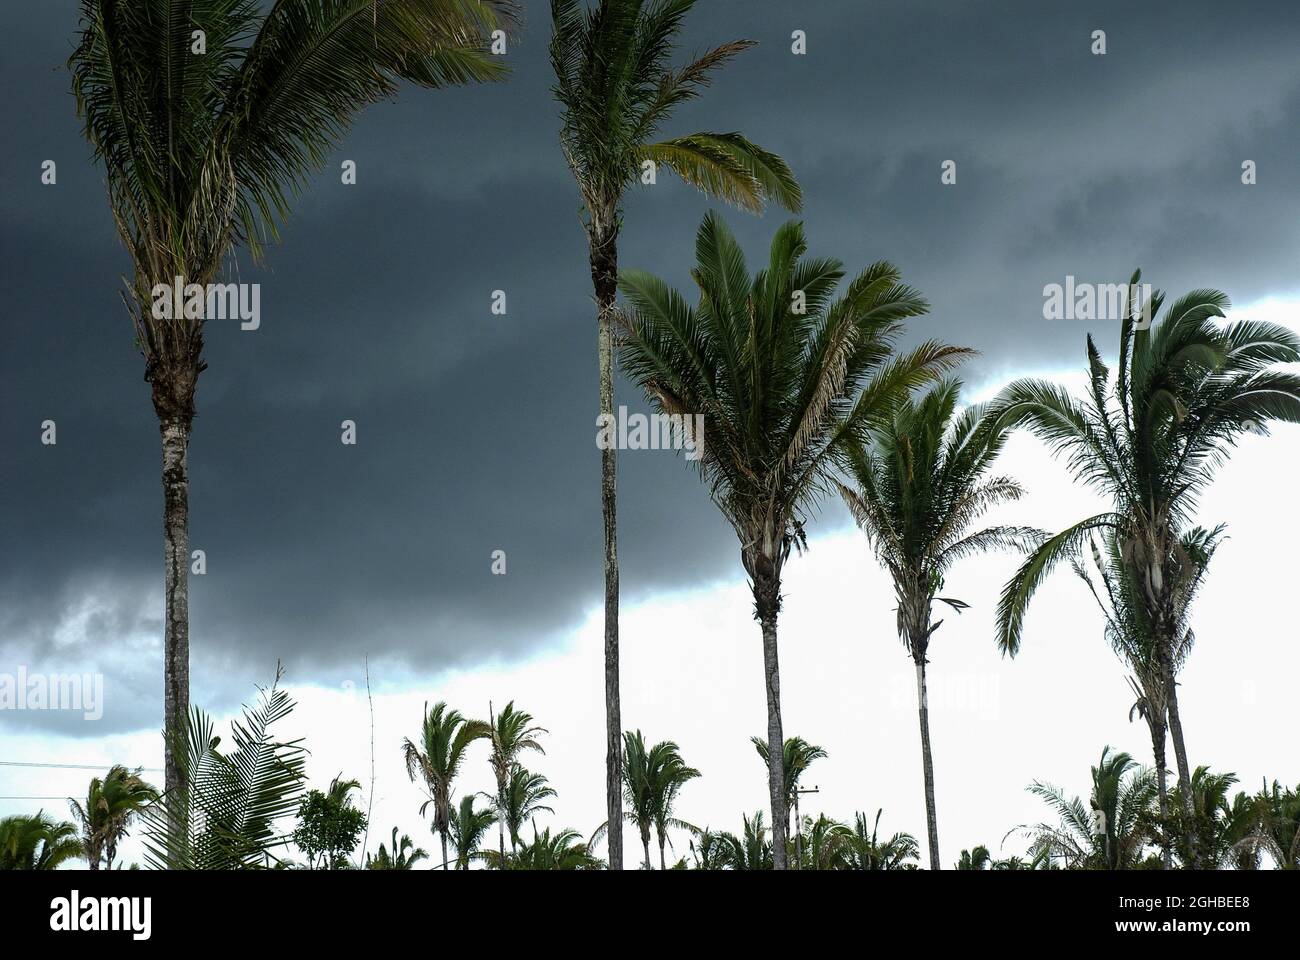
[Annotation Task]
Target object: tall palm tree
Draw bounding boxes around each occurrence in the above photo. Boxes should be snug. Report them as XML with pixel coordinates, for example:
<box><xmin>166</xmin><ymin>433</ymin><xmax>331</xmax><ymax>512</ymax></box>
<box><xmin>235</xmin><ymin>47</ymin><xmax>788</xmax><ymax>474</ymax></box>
<box><xmin>836</xmin><ymin>380</ymin><xmax>1040</xmax><ymax>869</ymax></box>
<box><xmin>0</xmin><ymin>813</ymin><xmax>84</xmax><ymax>870</ymax></box>
<box><xmin>492</xmin><ymin>764</ymin><xmax>557</xmax><ymax>854</ymax></box>
<box><xmin>449</xmin><ymin>794</ymin><xmax>497</xmax><ymax>870</ymax></box>
<box><xmin>619</xmin><ymin>214</ymin><xmax>967</xmax><ymax>866</ymax></box>
<box><xmin>69</xmin><ymin>0</ymin><xmax>513</xmax><ymax>816</ymax></box>
<box><xmin>1072</xmin><ymin>524</ymin><xmax>1224</xmax><ymax>866</ymax></box>
<box><xmin>486</xmin><ymin>701</ymin><xmax>547</xmax><ymax>867</ymax></box>
<box><xmin>69</xmin><ymin>764</ymin><xmax>158</xmax><ymax>870</ymax></box>
<box><xmin>992</xmin><ymin>272</ymin><xmax>1300</xmax><ymax>835</ymax></box>
<box><xmin>365</xmin><ymin>827</ymin><xmax>428</xmax><ymax>870</ymax></box>
<box><xmin>1012</xmin><ymin>746</ymin><xmax>1156</xmax><ymax>870</ymax></box>
<box><xmin>403</xmin><ymin>701</ymin><xmax>490</xmax><ymax>870</ymax></box>
<box><xmin>549</xmin><ymin>0</ymin><xmax>801</xmax><ymax>869</ymax></box>
<box><xmin>750</xmin><ymin>734</ymin><xmax>827</xmax><ymax>867</ymax></box>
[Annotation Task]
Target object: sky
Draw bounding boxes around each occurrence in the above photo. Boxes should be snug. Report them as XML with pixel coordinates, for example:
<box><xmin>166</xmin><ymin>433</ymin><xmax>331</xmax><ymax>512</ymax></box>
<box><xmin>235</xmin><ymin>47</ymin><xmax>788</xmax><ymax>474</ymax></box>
<box><xmin>1</xmin><ymin>0</ymin><xmax>1298</xmax><ymax>867</ymax></box>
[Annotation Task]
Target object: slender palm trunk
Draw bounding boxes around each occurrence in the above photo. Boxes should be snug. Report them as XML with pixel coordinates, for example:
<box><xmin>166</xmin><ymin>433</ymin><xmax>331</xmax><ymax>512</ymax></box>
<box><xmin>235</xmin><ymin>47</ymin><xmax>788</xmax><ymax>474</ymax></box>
<box><xmin>1148</xmin><ymin>716</ymin><xmax>1172</xmax><ymax>869</ymax></box>
<box><xmin>759</xmin><ymin>614</ymin><xmax>789</xmax><ymax>869</ymax></box>
<box><xmin>914</xmin><ymin>657</ymin><xmax>941</xmax><ymax>870</ymax></box>
<box><xmin>658</xmin><ymin>832</ymin><xmax>666</xmax><ymax>870</ymax></box>
<box><xmin>641</xmin><ymin>826</ymin><xmax>651</xmax><ymax>870</ymax></box>
<box><xmin>440</xmin><ymin>831</ymin><xmax>448</xmax><ymax>871</ymax></box>
<box><xmin>497</xmin><ymin>789</ymin><xmax>506</xmax><ymax>868</ymax></box>
<box><xmin>161</xmin><ymin>418</ymin><xmax>191</xmax><ymax>854</ymax></box>
<box><xmin>589</xmin><ymin>225</ymin><xmax>623</xmax><ymax>872</ymax></box>
<box><xmin>1163</xmin><ymin>663</ymin><xmax>1193</xmax><ymax>815</ymax></box>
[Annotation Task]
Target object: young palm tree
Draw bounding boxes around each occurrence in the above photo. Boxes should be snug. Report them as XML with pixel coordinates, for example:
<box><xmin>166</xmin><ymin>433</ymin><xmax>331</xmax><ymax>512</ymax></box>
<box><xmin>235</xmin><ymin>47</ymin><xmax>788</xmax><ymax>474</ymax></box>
<box><xmin>0</xmin><ymin>813</ymin><xmax>84</xmax><ymax>870</ymax></box>
<box><xmin>69</xmin><ymin>765</ymin><xmax>158</xmax><ymax>871</ymax></box>
<box><xmin>1072</xmin><ymin>524</ymin><xmax>1224</xmax><ymax>866</ymax></box>
<box><xmin>69</xmin><ymin>0</ymin><xmax>513</xmax><ymax>815</ymax></box>
<box><xmin>719</xmin><ymin>812</ymin><xmax>773</xmax><ymax>871</ymax></box>
<box><xmin>955</xmin><ymin>845</ymin><xmax>993</xmax><ymax>870</ymax></box>
<box><xmin>841</xmin><ymin>810</ymin><xmax>920</xmax><ymax>871</ymax></box>
<box><xmin>492</xmin><ymin>764</ymin><xmax>557</xmax><ymax>854</ymax></box>
<box><xmin>992</xmin><ymin>272</ymin><xmax>1300</xmax><ymax>835</ymax></box>
<box><xmin>507</xmin><ymin>825</ymin><xmax>602</xmax><ymax>871</ymax></box>
<box><xmin>486</xmin><ymin>701</ymin><xmax>547</xmax><ymax>867</ymax></box>
<box><xmin>365</xmin><ymin>827</ymin><xmax>428</xmax><ymax>870</ymax></box>
<box><xmin>750</xmin><ymin>734</ymin><xmax>827</xmax><ymax>867</ymax></box>
<box><xmin>619</xmin><ymin>214</ymin><xmax>968</xmax><ymax>867</ymax></box>
<box><xmin>837</xmin><ymin>380</ymin><xmax>1041</xmax><ymax>869</ymax></box>
<box><xmin>598</xmin><ymin>730</ymin><xmax>699</xmax><ymax>868</ymax></box>
<box><xmin>449</xmin><ymin>794</ymin><xmax>497</xmax><ymax>870</ymax></box>
<box><xmin>1012</xmin><ymin>746</ymin><xmax>1157</xmax><ymax>870</ymax></box>
<box><xmin>403</xmin><ymin>701</ymin><xmax>490</xmax><ymax>870</ymax></box>
<box><xmin>549</xmin><ymin>0</ymin><xmax>800</xmax><ymax>869</ymax></box>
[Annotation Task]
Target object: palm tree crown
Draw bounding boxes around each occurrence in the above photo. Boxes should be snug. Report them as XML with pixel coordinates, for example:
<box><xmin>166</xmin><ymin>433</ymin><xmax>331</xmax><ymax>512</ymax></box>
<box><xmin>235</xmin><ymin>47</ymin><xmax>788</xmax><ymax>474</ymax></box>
<box><xmin>403</xmin><ymin>701</ymin><xmax>490</xmax><ymax>870</ymax></box>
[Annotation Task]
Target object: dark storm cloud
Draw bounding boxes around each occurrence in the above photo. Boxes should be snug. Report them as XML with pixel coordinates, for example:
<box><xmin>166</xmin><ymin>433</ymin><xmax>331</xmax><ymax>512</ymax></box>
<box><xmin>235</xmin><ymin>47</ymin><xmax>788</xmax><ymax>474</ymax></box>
<box><xmin>3</xmin><ymin>0</ymin><xmax>1299</xmax><ymax>734</ymax></box>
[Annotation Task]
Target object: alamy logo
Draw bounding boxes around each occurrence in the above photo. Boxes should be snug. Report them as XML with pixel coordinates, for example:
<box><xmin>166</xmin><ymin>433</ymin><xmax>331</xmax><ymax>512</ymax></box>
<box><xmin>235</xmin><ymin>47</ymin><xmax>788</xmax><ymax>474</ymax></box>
<box><xmin>596</xmin><ymin>405</ymin><xmax>705</xmax><ymax>461</ymax></box>
<box><xmin>0</xmin><ymin>667</ymin><xmax>103</xmax><ymax>720</ymax></box>
<box><xmin>150</xmin><ymin>276</ymin><xmax>261</xmax><ymax>330</ymax></box>
<box><xmin>1043</xmin><ymin>276</ymin><xmax>1152</xmax><ymax>328</ymax></box>
<box><xmin>50</xmin><ymin>891</ymin><xmax>151</xmax><ymax>940</ymax></box>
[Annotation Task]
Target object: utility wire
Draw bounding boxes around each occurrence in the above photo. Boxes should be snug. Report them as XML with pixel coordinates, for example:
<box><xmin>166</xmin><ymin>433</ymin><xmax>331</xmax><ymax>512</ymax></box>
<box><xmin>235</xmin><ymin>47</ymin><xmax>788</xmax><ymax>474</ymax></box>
<box><xmin>0</xmin><ymin>760</ymin><xmax>163</xmax><ymax>772</ymax></box>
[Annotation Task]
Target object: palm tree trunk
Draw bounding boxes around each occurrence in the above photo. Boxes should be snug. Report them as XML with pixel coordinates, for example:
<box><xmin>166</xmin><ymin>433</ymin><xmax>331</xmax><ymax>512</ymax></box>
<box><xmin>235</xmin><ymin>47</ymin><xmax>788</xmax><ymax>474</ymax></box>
<box><xmin>497</xmin><ymin>797</ymin><xmax>506</xmax><ymax>868</ymax></box>
<box><xmin>1149</xmin><ymin>716</ymin><xmax>1172</xmax><ymax>869</ymax></box>
<box><xmin>161</xmin><ymin>418</ymin><xmax>191</xmax><ymax>856</ymax></box>
<box><xmin>793</xmin><ymin>789</ymin><xmax>802</xmax><ymax>869</ymax></box>
<box><xmin>658</xmin><ymin>832</ymin><xmax>666</xmax><ymax>870</ymax></box>
<box><xmin>440</xmin><ymin>831</ymin><xmax>448</xmax><ymax>871</ymax></box>
<box><xmin>759</xmin><ymin>613</ymin><xmax>789</xmax><ymax>870</ymax></box>
<box><xmin>589</xmin><ymin>225</ymin><xmax>623</xmax><ymax>872</ymax></box>
<box><xmin>1163</xmin><ymin>660</ymin><xmax>1194</xmax><ymax>813</ymax></box>
<box><xmin>641</xmin><ymin>827</ymin><xmax>651</xmax><ymax>870</ymax></box>
<box><xmin>914</xmin><ymin>656</ymin><xmax>941</xmax><ymax>870</ymax></box>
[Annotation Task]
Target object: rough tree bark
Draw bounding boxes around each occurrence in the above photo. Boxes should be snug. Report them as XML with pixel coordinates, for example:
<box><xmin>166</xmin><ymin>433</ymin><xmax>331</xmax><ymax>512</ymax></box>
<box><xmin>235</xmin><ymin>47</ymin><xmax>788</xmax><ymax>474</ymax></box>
<box><xmin>589</xmin><ymin>224</ymin><xmax>623</xmax><ymax>871</ymax></box>
<box><xmin>160</xmin><ymin>417</ymin><xmax>191</xmax><ymax>852</ymax></box>
<box><xmin>1148</xmin><ymin>715</ymin><xmax>1172</xmax><ymax>869</ymax></box>
<box><xmin>914</xmin><ymin>655</ymin><xmax>941</xmax><ymax>870</ymax></box>
<box><xmin>760</xmin><ymin>614</ymin><xmax>789</xmax><ymax>869</ymax></box>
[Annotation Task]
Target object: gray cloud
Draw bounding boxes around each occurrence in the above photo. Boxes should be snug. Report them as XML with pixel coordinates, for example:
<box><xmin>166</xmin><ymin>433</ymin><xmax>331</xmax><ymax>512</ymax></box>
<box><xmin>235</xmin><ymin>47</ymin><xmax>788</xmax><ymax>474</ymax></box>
<box><xmin>3</xmin><ymin>0</ymin><xmax>1299</xmax><ymax>735</ymax></box>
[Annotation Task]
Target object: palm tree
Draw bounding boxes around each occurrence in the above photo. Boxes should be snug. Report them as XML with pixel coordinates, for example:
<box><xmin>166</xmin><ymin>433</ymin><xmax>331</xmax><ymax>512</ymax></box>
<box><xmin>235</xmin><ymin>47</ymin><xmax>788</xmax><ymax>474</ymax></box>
<box><xmin>719</xmin><ymin>812</ymin><xmax>773</xmax><ymax>871</ymax></box>
<box><xmin>498</xmin><ymin>825</ymin><xmax>601</xmax><ymax>870</ymax></box>
<box><xmin>141</xmin><ymin>667</ymin><xmax>308</xmax><ymax>869</ymax></box>
<box><xmin>365</xmin><ymin>827</ymin><xmax>428</xmax><ymax>870</ymax></box>
<box><xmin>837</xmin><ymin>380</ymin><xmax>1041</xmax><ymax>869</ymax></box>
<box><xmin>841</xmin><ymin>810</ymin><xmax>920</xmax><ymax>871</ymax></box>
<box><xmin>486</xmin><ymin>701</ymin><xmax>547</xmax><ymax>867</ymax></box>
<box><xmin>956</xmin><ymin>845</ymin><xmax>992</xmax><ymax>870</ymax></box>
<box><xmin>492</xmin><ymin>764</ymin><xmax>557</xmax><ymax>855</ymax></box>
<box><xmin>403</xmin><ymin>701</ymin><xmax>490</xmax><ymax>870</ymax></box>
<box><xmin>991</xmin><ymin>272</ymin><xmax>1300</xmax><ymax>837</ymax></box>
<box><xmin>1012</xmin><ymin>746</ymin><xmax>1157</xmax><ymax>870</ymax></box>
<box><xmin>619</xmin><ymin>214</ymin><xmax>967</xmax><ymax>866</ymax></box>
<box><xmin>69</xmin><ymin>765</ymin><xmax>159</xmax><ymax>870</ymax></box>
<box><xmin>0</xmin><ymin>813</ymin><xmax>84</xmax><ymax>870</ymax></box>
<box><xmin>689</xmin><ymin>827</ymin><xmax>732</xmax><ymax>870</ymax></box>
<box><xmin>69</xmin><ymin>0</ymin><xmax>513</xmax><ymax>818</ymax></box>
<box><xmin>750</xmin><ymin>734</ymin><xmax>827</xmax><ymax>867</ymax></box>
<box><xmin>549</xmin><ymin>0</ymin><xmax>801</xmax><ymax>869</ymax></box>
<box><xmin>598</xmin><ymin>730</ymin><xmax>699</xmax><ymax>868</ymax></box>
<box><xmin>1242</xmin><ymin>781</ymin><xmax>1300</xmax><ymax>870</ymax></box>
<box><xmin>449</xmin><ymin>794</ymin><xmax>497</xmax><ymax>870</ymax></box>
<box><xmin>1072</xmin><ymin>524</ymin><xmax>1224</xmax><ymax>866</ymax></box>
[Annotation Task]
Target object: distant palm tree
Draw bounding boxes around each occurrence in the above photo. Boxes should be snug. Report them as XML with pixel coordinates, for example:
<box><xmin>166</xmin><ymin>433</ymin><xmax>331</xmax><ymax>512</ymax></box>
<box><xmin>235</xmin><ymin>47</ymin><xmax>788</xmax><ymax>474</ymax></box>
<box><xmin>549</xmin><ymin>0</ymin><xmax>800</xmax><ymax>869</ymax></box>
<box><xmin>992</xmin><ymin>272</ymin><xmax>1300</xmax><ymax>842</ymax></box>
<box><xmin>486</xmin><ymin>702</ymin><xmax>547</xmax><ymax>867</ymax></box>
<box><xmin>449</xmin><ymin>795</ymin><xmax>496</xmax><ymax>870</ymax></box>
<box><xmin>1012</xmin><ymin>746</ymin><xmax>1156</xmax><ymax>870</ymax></box>
<box><xmin>365</xmin><ymin>827</ymin><xmax>428</xmax><ymax>870</ymax></box>
<box><xmin>1072</xmin><ymin>524</ymin><xmax>1224</xmax><ymax>866</ymax></box>
<box><xmin>0</xmin><ymin>813</ymin><xmax>84</xmax><ymax>870</ymax></box>
<box><xmin>719</xmin><ymin>812</ymin><xmax>773</xmax><ymax>871</ymax></box>
<box><xmin>750</xmin><ymin>734</ymin><xmax>827</xmax><ymax>867</ymax></box>
<box><xmin>689</xmin><ymin>827</ymin><xmax>731</xmax><ymax>870</ymax></box>
<box><xmin>69</xmin><ymin>765</ymin><xmax>158</xmax><ymax>870</ymax></box>
<box><xmin>837</xmin><ymin>380</ymin><xmax>1040</xmax><ymax>869</ymax></box>
<box><xmin>597</xmin><ymin>730</ymin><xmax>700</xmax><ymax>868</ymax></box>
<box><xmin>619</xmin><ymin>214</ymin><xmax>967</xmax><ymax>866</ymax></box>
<box><xmin>1241</xmin><ymin>781</ymin><xmax>1300</xmax><ymax>870</ymax></box>
<box><xmin>69</xmin><ymin>0</ymin><xmax>514</xmax><ymax>821</ymax></box>
<box><xmin>403</xmin><ymin>701</ymin><xmax>490</xmax><ymax>870</ymax></box>
<box><xmin>956</xmin><ymin>845</ymin><xmax>992</xmax><ymax>870</ymax></box>
<box><xmin>492</xmin><ymin>764</ymin><xmax>556</xmax><ymax>855</ymax></box>
<box><xmin>497</xmin><ymin>825</ymin><xmax>601</xmax><ymax>871</ymax></box>
<box><xmin>841</xmin><ymin>810</ymin><xmax>920</xmax><ymax>871</ymax></box>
